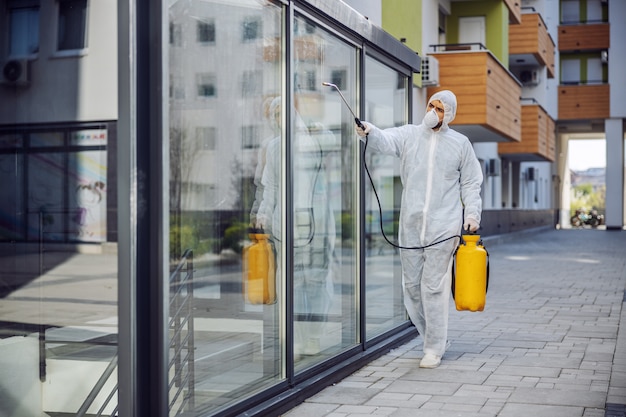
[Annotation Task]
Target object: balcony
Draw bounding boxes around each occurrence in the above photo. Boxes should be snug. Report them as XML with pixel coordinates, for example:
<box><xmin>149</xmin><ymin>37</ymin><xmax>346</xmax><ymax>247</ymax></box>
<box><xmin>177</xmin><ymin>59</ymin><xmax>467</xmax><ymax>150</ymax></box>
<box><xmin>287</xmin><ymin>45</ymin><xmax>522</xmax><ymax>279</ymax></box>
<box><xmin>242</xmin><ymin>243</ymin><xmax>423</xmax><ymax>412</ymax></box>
<box><xmin>558</xmin><ymin>23</ymin><xmax>610</xmax><ymax>52</ymax></box>
<box><xmin>427</xmin><ymin>46</ymin><xmax>521</xmax><ymax>143</ymax></box>
<box><xmin>558</xmin><ymin>84</ymin><xmax>610</xmax><ymax>121</ymax></box>
<box><xmin>509</xmin><ymin>13</ymin><xmax>555</xmax><ymax>78</ymax></box>
<box><xmin>499</xmin><ymin>102</ymin><xmax>555</xmax><ymax>162</ymax></box>
<box><xmin>503</xmin><ymin>0</ymin><xmax>522</xmax><ymax>25</ymax></box>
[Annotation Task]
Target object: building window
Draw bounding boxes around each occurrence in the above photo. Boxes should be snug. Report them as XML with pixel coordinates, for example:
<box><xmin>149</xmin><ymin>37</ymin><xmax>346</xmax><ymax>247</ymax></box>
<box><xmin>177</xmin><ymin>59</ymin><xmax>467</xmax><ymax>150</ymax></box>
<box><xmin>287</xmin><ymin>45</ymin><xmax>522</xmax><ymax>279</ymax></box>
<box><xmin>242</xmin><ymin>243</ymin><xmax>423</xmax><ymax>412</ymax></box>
<box><xmin>170</xmin><ymin>76</ymin><xmax>185</xmax><ymax>99</ymax></box>
<box><xmin>330</xmin><ymin>69</ymin><xmax>346</xmax><ymax>90</ymax></box>
<box><xmin>241</xmin><ymin>125</ymin><xmax>258</xmax><ymax>149</ymax></box>
<box><xmin>196</xmin><ymin>127</ymin><xmax>216</xmax><ymax>150</ymax></box>
<box><xmin>170</xmin><ymin>22</ymin><xmax>182</xmax><ymax>46</ymax></box>
<box><xmin>242</xmin><ymin>70</ymin><xmax>262</xmax><ymax>96</ymax></box>
<box><xmin>57</xmin><ymin>0</ymin><xmax>87</xmax><ymax>51</ymax></box>
<box><xmin>561</xmin><ymin>0</ymin><xmax>580</xmax><ymax>24</ymax></box>
<box><xmin>242</xmin><ymin>16</ymin><xmax>261</xmax><ymax>41</ymax></box>
<box><xmin>295</xmin><ymin>70</ymin><xmax>316</xmax><ymax>91</ymax></box>
<box><xmin>197</xmin><ymin>73</ymin><xmax>216</xmax><ymax>97</ymax></box>
<box><xmin>8</xmin><ymin>2</ymin><xmax>40</xmax><ymax>56</ymax></box>
<box><xmin>197</xmin><ymin>19</ymin><xmax>215</xmax><ymax>44</ymax></box>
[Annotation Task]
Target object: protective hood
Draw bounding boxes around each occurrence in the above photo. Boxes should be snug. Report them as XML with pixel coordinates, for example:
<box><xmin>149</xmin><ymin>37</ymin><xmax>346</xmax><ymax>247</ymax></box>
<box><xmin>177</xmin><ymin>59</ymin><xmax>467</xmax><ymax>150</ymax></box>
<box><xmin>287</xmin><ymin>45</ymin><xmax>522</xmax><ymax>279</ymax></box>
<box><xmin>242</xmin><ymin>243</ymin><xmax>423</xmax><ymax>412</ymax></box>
<box><xmin>428</xmin><ymin>90</ymin><xmax>457</xmax><ymax>128</ymax></box>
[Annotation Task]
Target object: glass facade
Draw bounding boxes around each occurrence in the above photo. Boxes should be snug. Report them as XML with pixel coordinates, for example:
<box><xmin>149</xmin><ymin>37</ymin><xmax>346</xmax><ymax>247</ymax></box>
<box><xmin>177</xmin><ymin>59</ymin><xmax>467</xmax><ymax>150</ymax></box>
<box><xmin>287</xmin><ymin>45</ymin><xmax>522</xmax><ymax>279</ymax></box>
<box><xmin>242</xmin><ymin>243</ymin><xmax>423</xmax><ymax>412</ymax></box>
<box><xmin>364</xmin><ymin>56</ymin><xmax>408</xmax><ymax>340</ymax></box>
<box><xmin>0</xmin><ymin>0</ymin><xmax>419</xmax><ymax>416</ymax></box>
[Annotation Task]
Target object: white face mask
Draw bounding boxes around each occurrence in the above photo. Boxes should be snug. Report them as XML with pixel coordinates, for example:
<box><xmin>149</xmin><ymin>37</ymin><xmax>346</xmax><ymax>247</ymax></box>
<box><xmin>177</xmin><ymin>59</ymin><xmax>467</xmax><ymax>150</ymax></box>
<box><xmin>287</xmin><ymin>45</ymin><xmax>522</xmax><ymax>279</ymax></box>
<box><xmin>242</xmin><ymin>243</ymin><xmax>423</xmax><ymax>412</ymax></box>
<box><xmin>423</xmin><ymin>108</ymin><xmax>440</xmax><ymax>128</ymax></box>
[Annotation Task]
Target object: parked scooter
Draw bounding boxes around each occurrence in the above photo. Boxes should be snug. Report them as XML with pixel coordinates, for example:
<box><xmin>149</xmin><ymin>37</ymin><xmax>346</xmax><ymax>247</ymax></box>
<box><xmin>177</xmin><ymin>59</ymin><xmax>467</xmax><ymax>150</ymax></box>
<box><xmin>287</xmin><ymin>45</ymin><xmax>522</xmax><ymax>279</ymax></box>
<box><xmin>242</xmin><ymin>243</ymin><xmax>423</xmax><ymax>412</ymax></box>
<box><xmin>570</xmin><ymin>208</ymin><xmax>604</xmax><ymax>228</ymax></box>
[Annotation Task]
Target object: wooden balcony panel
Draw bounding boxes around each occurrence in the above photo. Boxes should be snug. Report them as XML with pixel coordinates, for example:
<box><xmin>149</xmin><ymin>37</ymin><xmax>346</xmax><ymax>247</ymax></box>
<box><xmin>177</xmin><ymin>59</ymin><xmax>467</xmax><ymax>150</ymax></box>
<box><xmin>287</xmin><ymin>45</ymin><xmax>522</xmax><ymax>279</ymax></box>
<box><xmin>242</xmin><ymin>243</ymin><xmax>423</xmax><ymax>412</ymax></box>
<box><xmin>509</xmin><ymin>14</ymin><xmax>555</xmax><ymax>78</ymax></box>
<box><xmin>542</xmin><ymin>30</ymin><xmax>556</xmax><ymax>78</ymax></box>
<box><xmin>429</xmin><ymin>51</ymin><xmax>521</xmax><ymax>142</ymax></box>
<box><xmin>486</xmin><ymin>56</ymin><xmax>521</xmax><ymax>140</ymax></box>
<box><xmin>558</xmin><ymin>84</ymin><xmax>610</xmax><ymax>120</ymax></box>
<box><xmin>429</xmin><ymin>52</ymin><xmax>489</xmax><ymax>124</ymax></box>
<box><xmin>546</xmin><ymin>116</ymin><xmax>556</xmax><ymax>160</ymax></box>
<box><xmin>504</xmin><ymin>0</ymin><xmax>522</xmax><ymax>25</ymax></box>
<box><xmin>509</xmin><ymin>14</ymin><xmax>542</xmax><ymax>53</ymax></box>
<box><xmin>558</xmin><ymin>23</ymin><xmax>610</xmax><ymax>51</ymax></box>
<box><xmin>499</xmin><ymin>105</ymin><xmax>555</xmax><ymax>161</ymax></box>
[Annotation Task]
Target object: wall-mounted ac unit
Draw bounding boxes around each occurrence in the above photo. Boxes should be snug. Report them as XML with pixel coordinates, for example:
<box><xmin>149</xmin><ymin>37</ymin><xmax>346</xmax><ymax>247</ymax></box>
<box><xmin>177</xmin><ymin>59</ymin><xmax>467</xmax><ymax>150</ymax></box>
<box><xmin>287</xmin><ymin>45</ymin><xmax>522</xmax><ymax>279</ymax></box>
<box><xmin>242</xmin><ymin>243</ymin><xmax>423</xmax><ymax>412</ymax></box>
<box><xmin>2</xmin><ymin>59</ymin><xmax>30</xmax><ymax>86</ymax></box>
<box><xmin>519</xmin><ymin>69</ymin><xmax>540</xmax><ymax>86</ymax></box>
<box><xmin>421</xmin><ymin>56</ymin><xmax>439</xmax><ymax>87</ymax></box>
<box><xmin>601</xmin><ymin>50</ymin><xmax>608</xmax><ymax>63</ymax></box>
<box><xmin>486</xmin><ymin>158</ymin><xmax>500</xmax><ymax>177</ymax></box>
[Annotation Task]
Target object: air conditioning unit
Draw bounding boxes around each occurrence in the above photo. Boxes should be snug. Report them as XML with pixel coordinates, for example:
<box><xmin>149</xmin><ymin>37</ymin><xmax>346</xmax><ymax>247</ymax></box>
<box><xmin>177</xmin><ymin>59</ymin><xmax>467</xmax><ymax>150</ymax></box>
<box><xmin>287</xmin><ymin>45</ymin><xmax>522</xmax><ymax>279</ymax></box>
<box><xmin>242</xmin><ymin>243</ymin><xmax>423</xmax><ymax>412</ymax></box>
<box><xmin>2</xmin><ymin>59</ymin><xmax>30</xmax><ymax>86</ymax></box>
<box><xmin>519</xmin><ymin>69</ymin><xmax>540</xmax><ymax>86</ymax></box>
<box><xmin>421</xmin><ymin>56</ymin><xmax>439</xmax><ymax>87</ymax></box>
<box><xmin>486</xmin><ymin>158</ymin><xmax>500</xmax><ymax>177</ymax></box>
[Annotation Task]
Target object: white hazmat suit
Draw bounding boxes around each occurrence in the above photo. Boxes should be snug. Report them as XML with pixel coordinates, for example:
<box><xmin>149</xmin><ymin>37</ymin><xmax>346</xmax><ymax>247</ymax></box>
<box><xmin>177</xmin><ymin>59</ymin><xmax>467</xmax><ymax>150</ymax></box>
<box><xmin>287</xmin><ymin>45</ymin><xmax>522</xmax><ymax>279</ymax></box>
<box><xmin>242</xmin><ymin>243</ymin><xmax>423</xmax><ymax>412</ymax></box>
<box><xmin>358</xmin><ymin>90</ymin><xmax>483</xmax><ymax>365</ymax></box>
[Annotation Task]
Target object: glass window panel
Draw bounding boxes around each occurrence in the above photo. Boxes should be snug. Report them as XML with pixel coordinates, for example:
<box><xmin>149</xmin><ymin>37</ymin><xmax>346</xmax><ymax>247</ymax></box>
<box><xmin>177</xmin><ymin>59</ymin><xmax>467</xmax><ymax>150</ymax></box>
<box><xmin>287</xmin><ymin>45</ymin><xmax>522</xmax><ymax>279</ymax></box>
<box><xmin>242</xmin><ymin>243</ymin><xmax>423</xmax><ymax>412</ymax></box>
<box><xmin>196</xmin><ymin>19</ymin><xmax>215</xmax><ymax>43</ymax></box>
<box><xmin>0</xmin><ymin>153</ymin><xmax>24</xmax><ymax>239</ymax></box>
<box><xmin>0</xmin><ymin>133</ymin><xmax>24</xmax><ymax>148</ymax></box>
<box><xmin>168</xmin><ymin>1</ymin><xmax>284</xmax><ymax>415</ymax></box>
<box><xmin>30</xmin><ymin>131</ymin><xmax>64</xmax><ymax>147</ymax></box>
<box><xmin>196</xmin><ymin>73</ymin><xmax>216</xmax><ymax>97</ymax></box>
<box><xmin>27</xmin><ymin>152</ymin><xmax>65</xmax><ymax>241</ymax></box>
<box><xmin>242</xmin><ymin>16</ymin><xmax>261</xmax><ymax>41</ymax></box>
<box><xmin>57</xmin><ymin>0</ymin><xmax>87</xmax><ymax>51</ymax></box>
<box><xmin>9</xmin><ymin>4</ymin><xmax>40</xmax><ymax>56</ymax></box>
<box><xmin>561</xmin><ymin>0</ymin><xmax>580</xmax><ymax>24</ymax></box>
<box><xmin>364</xmin><ymin>56</ymin><xmax>408</xmax><ymax>339</ymax></box>
<box><xmin>293</xmin><ymin>14</ymin><xmax>358</xmax><ymax>371</ymax></box>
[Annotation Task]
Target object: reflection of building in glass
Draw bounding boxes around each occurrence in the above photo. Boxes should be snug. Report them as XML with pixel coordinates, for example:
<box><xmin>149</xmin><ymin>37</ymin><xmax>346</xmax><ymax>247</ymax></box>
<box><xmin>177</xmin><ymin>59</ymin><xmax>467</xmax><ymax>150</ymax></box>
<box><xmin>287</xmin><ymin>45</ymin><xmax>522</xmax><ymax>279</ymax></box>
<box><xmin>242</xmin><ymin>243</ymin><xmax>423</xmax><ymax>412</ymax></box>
<box><xmin>0</xmin><ymin>0</ymin><xmax>117</xmax><ymax>244</ymax></box>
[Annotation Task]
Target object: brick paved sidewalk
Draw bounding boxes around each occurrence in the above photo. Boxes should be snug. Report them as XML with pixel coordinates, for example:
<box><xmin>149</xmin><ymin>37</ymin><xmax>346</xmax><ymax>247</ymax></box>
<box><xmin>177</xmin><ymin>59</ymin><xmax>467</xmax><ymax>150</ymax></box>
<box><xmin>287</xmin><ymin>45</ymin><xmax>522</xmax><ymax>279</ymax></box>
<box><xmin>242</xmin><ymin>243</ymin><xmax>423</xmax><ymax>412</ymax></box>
<box><xmin>283</xmin><ymin>228</ymin><xmax>626</xmax><ymax>417</ymax></box>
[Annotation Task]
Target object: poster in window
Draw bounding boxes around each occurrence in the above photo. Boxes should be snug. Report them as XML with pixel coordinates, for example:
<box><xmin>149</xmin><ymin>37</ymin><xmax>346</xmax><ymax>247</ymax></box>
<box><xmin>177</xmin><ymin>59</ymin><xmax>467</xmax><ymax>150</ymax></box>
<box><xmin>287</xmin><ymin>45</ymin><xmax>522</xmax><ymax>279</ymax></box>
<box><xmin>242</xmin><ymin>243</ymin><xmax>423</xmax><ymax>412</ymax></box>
<box><xmin>69</xmin><ymin>150</ymin><xmax>107</xmax><ymax>242</ymax></box>
<box><xmin>70</xmin><ymin>129</ymin><xmax>108</xmax><ymax>146</ymax></box>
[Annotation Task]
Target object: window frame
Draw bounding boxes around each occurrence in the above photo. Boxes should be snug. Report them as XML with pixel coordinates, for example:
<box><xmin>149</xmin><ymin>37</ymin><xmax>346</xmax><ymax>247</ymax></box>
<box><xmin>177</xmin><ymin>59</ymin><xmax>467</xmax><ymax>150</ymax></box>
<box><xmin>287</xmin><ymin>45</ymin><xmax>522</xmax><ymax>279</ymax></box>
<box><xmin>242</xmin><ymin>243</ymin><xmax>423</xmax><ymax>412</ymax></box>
<box><xmin>54</xmin><ymin>0</ymin><xmax>89</xmax><ymax>57</ymax></box>
<box><xmin>6</xmin><ymin>0</ymin><xmax>40</xmax><ymax>58</ymax></box>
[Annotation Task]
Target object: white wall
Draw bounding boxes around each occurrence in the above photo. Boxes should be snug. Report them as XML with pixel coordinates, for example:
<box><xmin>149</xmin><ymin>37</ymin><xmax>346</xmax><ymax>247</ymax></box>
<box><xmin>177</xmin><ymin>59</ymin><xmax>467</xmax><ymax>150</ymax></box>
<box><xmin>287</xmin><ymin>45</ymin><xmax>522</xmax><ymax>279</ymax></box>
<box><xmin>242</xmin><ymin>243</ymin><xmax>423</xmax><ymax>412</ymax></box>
<box><xmin>609</xmin><ymin>0</ymin><xmax>626</xmax><ymax>118</ymax></box>
<box><xmin>0</xmin><ymin>0</ymin><xmax>118</xmax><ymax>124</ymax></box>
<box><xmin>342</xmin><ymin>0</ymin><xmax>381</xmax><ymax>26</ymax></box>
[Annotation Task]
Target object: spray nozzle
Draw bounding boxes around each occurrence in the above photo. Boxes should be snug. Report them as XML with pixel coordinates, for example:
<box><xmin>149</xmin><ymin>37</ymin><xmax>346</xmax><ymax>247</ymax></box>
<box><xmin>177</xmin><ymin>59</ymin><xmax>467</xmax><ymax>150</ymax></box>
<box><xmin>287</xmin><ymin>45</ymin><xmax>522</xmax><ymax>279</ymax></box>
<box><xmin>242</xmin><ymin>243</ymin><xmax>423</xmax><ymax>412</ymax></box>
<box><xmin>322</xmin><ymin>82</ymin><xmax>364</xmax><ymax>130</ymax></box>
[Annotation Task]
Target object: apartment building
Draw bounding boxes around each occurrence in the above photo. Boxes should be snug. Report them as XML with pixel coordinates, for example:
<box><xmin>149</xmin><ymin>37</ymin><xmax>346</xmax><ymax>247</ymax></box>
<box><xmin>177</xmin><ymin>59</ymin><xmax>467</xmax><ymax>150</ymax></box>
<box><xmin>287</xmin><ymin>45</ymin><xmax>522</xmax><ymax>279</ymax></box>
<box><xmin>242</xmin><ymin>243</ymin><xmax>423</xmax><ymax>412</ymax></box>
<box><xmin>0</xmin><ymin>0</ymin><xmax>623</xmax><ymax>416</ymax></box>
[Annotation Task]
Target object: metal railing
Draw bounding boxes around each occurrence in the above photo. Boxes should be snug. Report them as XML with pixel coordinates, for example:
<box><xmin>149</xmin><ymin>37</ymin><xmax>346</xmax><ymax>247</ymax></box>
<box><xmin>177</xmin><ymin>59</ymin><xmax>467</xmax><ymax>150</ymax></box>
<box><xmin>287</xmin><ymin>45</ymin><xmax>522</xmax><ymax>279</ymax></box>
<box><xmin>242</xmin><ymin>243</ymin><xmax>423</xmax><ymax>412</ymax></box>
<box><xmin>38</xmin><ymin>247</ymin><xmax>195</xmax><ymax>417</ymax></box>
<box><xmin>429</xmin><ymin>42</ymin><xmax>488</xmax><ymax>53</ymax></box>
<box><xmin>168</xmin><ymin>249</ymin><xmax>196</xmax><ymax>415</ymax></box>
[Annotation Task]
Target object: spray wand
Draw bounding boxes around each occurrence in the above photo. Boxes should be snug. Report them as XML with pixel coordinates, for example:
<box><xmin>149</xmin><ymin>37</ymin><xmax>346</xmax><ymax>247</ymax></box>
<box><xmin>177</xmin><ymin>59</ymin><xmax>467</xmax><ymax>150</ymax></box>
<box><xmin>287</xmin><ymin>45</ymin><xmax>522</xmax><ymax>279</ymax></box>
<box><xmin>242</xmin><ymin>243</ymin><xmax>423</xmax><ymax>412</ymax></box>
<box><xmin>321</xmin><ymin>82</ymin><xmax>366</xmax><ymax>131</ymax></box>
<box><xmin>322</xmin><ymin>82</ymin><xmax>461</xmax><ymax>250</ymax></box>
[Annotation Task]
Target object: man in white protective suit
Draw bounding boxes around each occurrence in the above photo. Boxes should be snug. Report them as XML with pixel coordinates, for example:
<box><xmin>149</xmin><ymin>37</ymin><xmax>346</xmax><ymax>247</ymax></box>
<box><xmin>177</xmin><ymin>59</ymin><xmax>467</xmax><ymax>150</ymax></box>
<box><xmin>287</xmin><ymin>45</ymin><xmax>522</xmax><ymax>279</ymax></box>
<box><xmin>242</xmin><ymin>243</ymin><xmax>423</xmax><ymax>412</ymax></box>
<box><xmin>356</xmin><ymin>90</ymin><xmax>483</xmax><ymax>369</ymax></box>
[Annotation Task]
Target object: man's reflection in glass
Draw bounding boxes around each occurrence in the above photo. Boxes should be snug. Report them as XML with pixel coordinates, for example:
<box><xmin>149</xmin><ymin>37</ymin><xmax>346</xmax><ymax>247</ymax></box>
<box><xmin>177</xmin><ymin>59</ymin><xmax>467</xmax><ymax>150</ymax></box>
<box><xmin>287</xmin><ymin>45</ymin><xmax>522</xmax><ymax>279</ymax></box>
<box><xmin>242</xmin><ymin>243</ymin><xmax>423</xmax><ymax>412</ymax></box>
<box><xmin>252</xmin><ymin>97</ymin><xmax>337</xmax><ymax>359</ymax></box>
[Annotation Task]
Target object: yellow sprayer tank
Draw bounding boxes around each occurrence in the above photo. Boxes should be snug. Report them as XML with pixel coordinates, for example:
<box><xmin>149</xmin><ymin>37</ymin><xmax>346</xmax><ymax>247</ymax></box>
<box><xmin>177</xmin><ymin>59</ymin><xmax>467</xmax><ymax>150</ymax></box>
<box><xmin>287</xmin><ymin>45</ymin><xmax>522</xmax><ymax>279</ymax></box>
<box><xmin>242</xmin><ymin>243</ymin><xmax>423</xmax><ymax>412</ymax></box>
<box><xmin>242</xmin><ymin>231</ymin><xmax>276</xmax><ymax>304</ymax></box>
<box><xmin>452</xmin><ymin>234</ymin><xmax>489</xmax><ymax>312</ymax></box>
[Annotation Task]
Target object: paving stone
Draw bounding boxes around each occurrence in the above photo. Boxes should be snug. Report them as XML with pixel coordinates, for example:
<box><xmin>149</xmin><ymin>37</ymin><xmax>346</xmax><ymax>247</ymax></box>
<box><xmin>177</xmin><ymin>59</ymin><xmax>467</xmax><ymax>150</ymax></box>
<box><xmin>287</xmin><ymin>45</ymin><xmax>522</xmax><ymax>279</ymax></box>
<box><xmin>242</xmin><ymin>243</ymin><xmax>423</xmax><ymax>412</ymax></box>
<box><xmin>492</xmin><ymin>365</ymin><xmax>560</xmax><ymax>378</ymax></box>
<box><xmin>507</xmin><ymin>387</ymin><xmax>605</xmax><ymax>408</ymax></box>
<box><xmin>498</xmin><ymin>403</ymin><xmax>584</xmax><ymax>417</ymax></box>
<box><xmin>384</xmin><ymin>379</ymin><xmax>461</xmax><ymax>396</ymax></box>
<box><xmin>306</xmin><ymin>386</ymin><xmax>381</xmax><ymax>405</ymax></box>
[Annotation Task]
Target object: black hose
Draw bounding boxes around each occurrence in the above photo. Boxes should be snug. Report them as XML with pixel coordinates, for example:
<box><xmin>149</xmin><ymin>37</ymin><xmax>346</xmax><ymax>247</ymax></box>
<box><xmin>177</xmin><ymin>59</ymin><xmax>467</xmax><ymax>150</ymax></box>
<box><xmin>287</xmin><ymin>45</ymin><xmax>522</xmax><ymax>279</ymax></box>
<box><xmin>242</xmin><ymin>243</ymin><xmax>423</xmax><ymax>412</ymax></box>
<box><xmin>362</xmin><ymin>134</ymin><xmax>461</xmax><ymax>250</ymax></box>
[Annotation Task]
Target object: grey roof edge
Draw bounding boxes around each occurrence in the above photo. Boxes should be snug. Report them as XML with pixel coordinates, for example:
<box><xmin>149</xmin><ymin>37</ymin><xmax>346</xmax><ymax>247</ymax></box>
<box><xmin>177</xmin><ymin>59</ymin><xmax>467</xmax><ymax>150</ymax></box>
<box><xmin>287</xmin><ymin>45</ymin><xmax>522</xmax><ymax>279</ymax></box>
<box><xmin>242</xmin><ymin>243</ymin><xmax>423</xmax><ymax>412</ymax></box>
<box><xmin>298</xmin><ymin>0</ymin><xmax>421</xmax><ymax>72</ymax></box>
